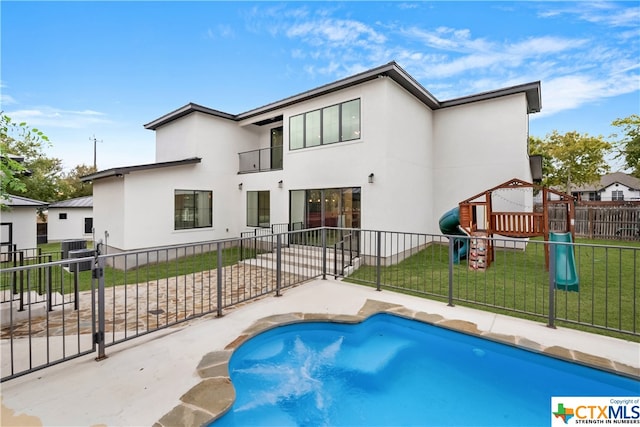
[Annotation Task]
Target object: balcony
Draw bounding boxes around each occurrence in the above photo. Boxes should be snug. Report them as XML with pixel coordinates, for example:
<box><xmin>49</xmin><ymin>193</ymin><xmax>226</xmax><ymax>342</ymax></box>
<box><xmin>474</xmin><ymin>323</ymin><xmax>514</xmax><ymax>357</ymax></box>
<box><xmin>238</xmin><ymin>146</ymin><xmax>283</xmax><ymax>174</ymax></box>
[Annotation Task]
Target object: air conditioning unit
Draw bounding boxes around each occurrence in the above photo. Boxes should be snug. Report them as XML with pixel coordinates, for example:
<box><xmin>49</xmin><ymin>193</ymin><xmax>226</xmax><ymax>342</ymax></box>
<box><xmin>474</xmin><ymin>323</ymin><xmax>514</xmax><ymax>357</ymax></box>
<box><xmin>61</xmin><ymin>240</ymin><xmax>86</xmax><ymax>259</ymax></box>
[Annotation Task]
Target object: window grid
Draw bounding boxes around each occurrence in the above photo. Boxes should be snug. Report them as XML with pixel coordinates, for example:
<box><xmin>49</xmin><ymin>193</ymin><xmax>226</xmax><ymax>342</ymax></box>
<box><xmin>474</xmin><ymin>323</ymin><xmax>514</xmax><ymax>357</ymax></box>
<box><xmin>289</xmin><ymin>99</ymin><xmax>360</xmax><ymax>150</ymax></box>
<box><xmin>174</xmin><ymin>190</ymin><xmax>213</xmax><ymax>230</ymax></box>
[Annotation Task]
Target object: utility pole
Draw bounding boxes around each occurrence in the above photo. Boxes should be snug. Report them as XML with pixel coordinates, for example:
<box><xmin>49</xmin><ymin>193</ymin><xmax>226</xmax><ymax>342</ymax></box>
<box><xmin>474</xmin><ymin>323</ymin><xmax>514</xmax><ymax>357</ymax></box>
<box><xmin>90</xmin><ymin>135</ymin><xmax>102</xmax><ymax>170</ymax></box>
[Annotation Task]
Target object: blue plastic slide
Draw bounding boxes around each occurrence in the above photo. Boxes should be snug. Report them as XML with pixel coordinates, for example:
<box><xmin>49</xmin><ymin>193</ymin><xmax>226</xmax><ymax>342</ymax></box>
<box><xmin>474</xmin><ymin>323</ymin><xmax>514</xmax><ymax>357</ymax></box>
<box><xmin>549</xmin><ymin>232</ymin><xmax>579</xmax><ymax>291</ymax></box>
<box><xmin>438</xmin><ymin>207</ymin><xmax>469</xmax><ymax>264</ymax></box>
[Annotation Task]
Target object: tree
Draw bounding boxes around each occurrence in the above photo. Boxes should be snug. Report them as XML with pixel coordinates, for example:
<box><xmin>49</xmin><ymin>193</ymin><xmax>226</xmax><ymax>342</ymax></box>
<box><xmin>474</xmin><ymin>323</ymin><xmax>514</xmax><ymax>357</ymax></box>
<box><xmin>60</xmin><ymin>164</ymin><xmax>96</xmax><ymax>199</ymax></box>
<box><xmin>529</xmin><ymin>131</ymin><xmax>612</xmax><ymax>193</ymax></box>
<box><xmin>19</xmin><ymin>156</ymin><xmax>66</xmax><ymax>202</ymax></box>
<box><xmin>1</xmin><ymin>114</ymin><xmax>50</xmax><ymax>207</ymax></box>
<box><xmin>612</xmin><ymin>114</ymin><xmax>640</xmax><ymax>178</ymax></box>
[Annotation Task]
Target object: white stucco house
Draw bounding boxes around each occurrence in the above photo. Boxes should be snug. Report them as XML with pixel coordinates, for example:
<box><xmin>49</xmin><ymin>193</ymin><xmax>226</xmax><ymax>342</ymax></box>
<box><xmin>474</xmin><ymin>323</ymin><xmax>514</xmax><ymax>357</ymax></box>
<box><xmin>571</xmin><ymin>172</ymin><xmax>640</xmax><ymax>202</ymax></box>
<box><xmin>83</xmin><ymin>61</ymin><xmax>541</xmax><ymax>254</ymax></box>
<box><xmin>47</xmin><ymin>196</ymin><xmax>94</xmax><ymax>242</ymax></box>
<box><xmin>1</xmin><ymin>195</ymin><xmax>48</xmax><ymax>253</ymax></box>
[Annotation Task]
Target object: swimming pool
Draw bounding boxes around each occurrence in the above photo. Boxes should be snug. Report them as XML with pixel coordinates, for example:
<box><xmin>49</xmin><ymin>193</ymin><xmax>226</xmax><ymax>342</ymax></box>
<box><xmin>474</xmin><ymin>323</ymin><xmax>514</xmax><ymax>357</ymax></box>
<box><xmin>213</xmin><ymin>313</ymin><xmax>639</xmax><ymax>426</ymax></box>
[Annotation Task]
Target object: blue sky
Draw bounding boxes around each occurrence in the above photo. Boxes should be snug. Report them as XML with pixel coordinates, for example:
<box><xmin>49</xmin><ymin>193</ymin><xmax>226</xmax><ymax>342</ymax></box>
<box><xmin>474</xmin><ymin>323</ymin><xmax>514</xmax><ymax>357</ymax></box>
<box><xmin>2</xmin><ymin>1</ymin><xmax>639</xmax><ymax>171</ymax></box>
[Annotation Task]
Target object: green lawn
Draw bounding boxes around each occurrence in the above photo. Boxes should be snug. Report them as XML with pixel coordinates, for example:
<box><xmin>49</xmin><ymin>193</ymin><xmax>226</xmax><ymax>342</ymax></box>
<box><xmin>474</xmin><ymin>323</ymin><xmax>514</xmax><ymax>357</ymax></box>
<box><xmin>1</xmin><ymin>240</ymin><xmax>256</xmax><ymax>295</ymax></box>
<box><xmin>345</xmin><ymin>237</ymin><xmax>640</xmax><ymax>341</ymax></box>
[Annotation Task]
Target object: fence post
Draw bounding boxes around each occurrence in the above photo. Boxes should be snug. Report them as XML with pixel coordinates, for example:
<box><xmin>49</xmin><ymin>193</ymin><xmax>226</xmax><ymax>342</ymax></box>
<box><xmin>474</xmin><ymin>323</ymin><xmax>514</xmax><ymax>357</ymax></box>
<box><xmin>73</xmin><ymin>270</ymin><xmax>79</xmax><ymax>311</ymax></box>
<box><xmin>333</xmin><ymin>243</ymin><xmax>338</xmax><ymax>279</ymax></box>
<box><xmin>448</xmin><ymin>238</ymin><xmax>455</xmax><ymax>307</ymax></box>
<box><xmin>547</xmin><ymin>242</ymin><xmax>557</xmax><ymax>329</ymax></box>
<box><xmin>275</xmin><ymin>234</ymin><xmax>282</xmax><ymax>297</ymax></box>
<box><xmin>47</xmin><ymin>254</ymin><xmax>53</xmax><ymax>312</ymax></box>
<box><xmin>94</xmin><ymin>254</ymin><xmax>107</xmax><ymax>360</ymax></box>
<box><xmin>322</xmin><ymin>227</ymin><xmax>327</xmax><ymax>280</ymax></box>
<box><xmin>376</xmin><ymin>231</ymin><xmax>382</xmax><ymax>292</ymax></box>
<box><xmin>216</xmin><ymin>241</ymin><xmax>223</xmax><ymax>317</ymax></box>
<box><xmin>18</xmin><ymin>251</ymin><xmax>24</xmax><ymax>312</ymax></box>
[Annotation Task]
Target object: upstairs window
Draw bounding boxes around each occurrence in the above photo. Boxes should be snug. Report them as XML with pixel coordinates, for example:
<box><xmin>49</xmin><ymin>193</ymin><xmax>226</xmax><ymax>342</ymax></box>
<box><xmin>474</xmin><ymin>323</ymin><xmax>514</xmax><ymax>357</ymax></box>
<box><xmin>174</xmin><ymin>190</ymin><xmax>213</xmax><ymax>230</ymax></box>
<box><xmin>289</xmin><ymin>99</ymin><xmax>360</xmax><ymax>150</ymax></box>
<box><xmin>59</xmin><ymin>213</ymin><xmax>67</xmax><ymax>220</ymax></box>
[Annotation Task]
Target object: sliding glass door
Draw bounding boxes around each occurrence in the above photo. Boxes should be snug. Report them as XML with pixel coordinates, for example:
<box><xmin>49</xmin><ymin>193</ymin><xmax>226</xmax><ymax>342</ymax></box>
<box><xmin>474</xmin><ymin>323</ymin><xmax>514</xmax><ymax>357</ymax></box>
<box><xmin>289</xmin><ymin>187</ymin><xmax>361</xmax><ymax>230</ymax></box>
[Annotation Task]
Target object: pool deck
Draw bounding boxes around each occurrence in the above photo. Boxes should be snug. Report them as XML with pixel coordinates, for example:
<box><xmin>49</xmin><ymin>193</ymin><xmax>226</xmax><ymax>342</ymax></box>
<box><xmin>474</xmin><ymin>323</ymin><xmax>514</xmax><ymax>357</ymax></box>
<box><xmin>1</xmin><ymin>279</ymin><xmax>639</xmax><ymax>427</ymax></box>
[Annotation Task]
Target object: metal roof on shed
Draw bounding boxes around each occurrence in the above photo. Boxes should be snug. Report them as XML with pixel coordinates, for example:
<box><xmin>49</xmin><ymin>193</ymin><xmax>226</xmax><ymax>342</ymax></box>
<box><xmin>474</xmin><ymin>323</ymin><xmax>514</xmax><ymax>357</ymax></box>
<box><xmin>3</xmin><ymin>195</ymin><xmax>48</xmax><ymax>207</ymax></box>
<box><xmin>48</xmin><ymin>196</ymin><xmax>93</xmax><ymax>209</ymax></box>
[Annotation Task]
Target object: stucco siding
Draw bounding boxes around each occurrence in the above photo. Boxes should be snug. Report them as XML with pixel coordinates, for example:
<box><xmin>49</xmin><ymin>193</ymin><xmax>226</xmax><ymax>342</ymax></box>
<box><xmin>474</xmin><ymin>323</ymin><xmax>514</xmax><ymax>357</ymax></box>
<box><xmin>1</xmin><ymin>208</ymin><xmax>38</xmax><ymax>250</ymax></box>
<box><xmin>378</xmin><ymin>77</ymin><xmax>434</xmax><ymax>234</ymax></box>
<box><xmin>93</xmin><ymin>176</ymin><xmax>125</xmax><ymax>250</ymax></box>
<box><xmin>48</xmin><ymin>207</ymin><xmax>93</xmax><ymax>241</ymax></box>
<box><xmin>432</xmin><ymin>93</ymin><xmax>532</xmax><ymax>229</ymax></box>
<box><xmin>155</xmin><ymin>114</ymin><xmax>199</xmax><ymax>162</ymax></box>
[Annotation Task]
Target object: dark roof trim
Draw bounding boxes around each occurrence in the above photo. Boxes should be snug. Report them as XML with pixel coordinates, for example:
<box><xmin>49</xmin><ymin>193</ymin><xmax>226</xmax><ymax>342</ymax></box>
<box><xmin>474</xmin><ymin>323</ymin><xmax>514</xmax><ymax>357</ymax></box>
<box><xmin>81</xmin><ymin>157</ymin><xmax>201</xmax><ymax>182</ymax></box>
<box><xmin>440</xmin><ymin>81</ymin><xmax>541</xmax><ymax>113</ymax></box>
<box><xmin>236</xmin><ymin>61</ymin><xmax>441</xmax><ymax>122</ymax></box>
<box><xmin>144</xmin><ymin>61</ymin><xmax>541</xmax><ymax>130</ymax></box>
<box><xmin>144</xmin><ymin>104</ymin><xmax>235</xmax><ymax>130</ymax></box>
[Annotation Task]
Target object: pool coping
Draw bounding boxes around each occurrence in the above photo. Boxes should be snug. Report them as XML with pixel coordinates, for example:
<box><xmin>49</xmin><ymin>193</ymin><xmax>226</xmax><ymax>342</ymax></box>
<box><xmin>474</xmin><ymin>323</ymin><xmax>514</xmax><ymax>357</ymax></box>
<box><xmin>153</xmin><ymin>299</ymin><xmax>640</xmax><ymax>427</ymax></box>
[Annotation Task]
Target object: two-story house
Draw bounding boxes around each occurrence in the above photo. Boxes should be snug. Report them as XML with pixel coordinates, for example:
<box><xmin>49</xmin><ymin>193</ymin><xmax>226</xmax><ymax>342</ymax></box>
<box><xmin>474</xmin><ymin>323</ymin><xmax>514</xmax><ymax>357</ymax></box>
<box><xmin>83</xmin><ymin>61</ymin><xmax>541</xmax><ymax>254</ymax></box>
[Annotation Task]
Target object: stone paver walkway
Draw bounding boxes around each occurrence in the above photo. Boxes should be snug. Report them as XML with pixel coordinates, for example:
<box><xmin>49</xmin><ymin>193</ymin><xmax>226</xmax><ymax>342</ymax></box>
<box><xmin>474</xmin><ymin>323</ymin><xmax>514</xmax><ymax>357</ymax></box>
<box><xmin>1</xmin><ymin>264</ymin><xmax>304</xmax><ymax>340</ymax></box>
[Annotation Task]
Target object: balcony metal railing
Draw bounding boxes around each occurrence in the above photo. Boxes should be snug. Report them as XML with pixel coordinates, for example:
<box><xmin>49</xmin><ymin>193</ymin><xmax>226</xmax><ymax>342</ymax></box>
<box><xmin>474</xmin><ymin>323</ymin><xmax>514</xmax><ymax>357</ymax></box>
<box><xmin>238</xmin><ymin>146</ymin><xmax>283</xmax><ymax>174</ymax></box>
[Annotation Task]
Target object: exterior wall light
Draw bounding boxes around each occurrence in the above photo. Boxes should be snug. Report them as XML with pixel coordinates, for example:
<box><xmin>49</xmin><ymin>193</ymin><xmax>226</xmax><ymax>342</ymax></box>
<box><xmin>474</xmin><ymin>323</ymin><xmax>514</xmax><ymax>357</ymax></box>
<box><xmin>278</xmin><ymin>180</ymin><xmax>283</xmax><ymax>188</ymax></box>
<box><xmin>368</xmin><ymin>173</ymin><xmax>375</xmax><ymax>184</ymax></box>
<box><xmin>238</xmin><ymin>183</ymin><xmax>243</xmax><ymax>190</ymax></box>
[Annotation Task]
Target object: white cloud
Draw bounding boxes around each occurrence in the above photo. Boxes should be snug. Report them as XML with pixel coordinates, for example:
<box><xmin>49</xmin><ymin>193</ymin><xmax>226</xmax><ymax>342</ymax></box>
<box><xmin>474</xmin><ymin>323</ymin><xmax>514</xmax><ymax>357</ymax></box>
<box><xmin>401</xmin><ymin>26</ymin><xmax>492</xmax><ymax>53</ymax></box>
<box><xmin>537</xmin><ymin>72</ymin><xmax>639</xmax><ymax>118</ymax></box>
<box><xmin>6</xmin><ymin>107</ymin><xmax>111</xmax><ymax>129</ymax></box>
<box><xmin>538</xmin><ymin>2</ymin><xmax>640</xmax><ymax>28</ymax></box>
<box><xmin>243</xmin><ymin>2</ymin><xmax>638</xmax><ymax>122</ymax></box>
<box><xmin>286</xmin><ymin>18</ymin><xmax>386</xmax><ymax>47</ymax></box>
<box><xmin>1</xmin><ymin>94</ymin><xmax>17</xmax><ymax>106</ymax></box>
<box><xmin>206</xmin><ymin>25</ymin><xmax>234</xmax><ymax>40</ymax></box>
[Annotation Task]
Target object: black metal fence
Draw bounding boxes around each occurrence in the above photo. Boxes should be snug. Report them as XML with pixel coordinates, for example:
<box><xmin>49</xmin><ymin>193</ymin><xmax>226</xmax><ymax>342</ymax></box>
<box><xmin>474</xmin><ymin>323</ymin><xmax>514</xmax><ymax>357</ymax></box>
<box><xmin>348</xmin><ymin>229</ymin><xmax>638</xmax><ymax>338</ymax></box>
<box><xmin>1</xmin><ymin>227</ymin><xmax>638</xmax><ymax>382</ymax></box>
<box><xmin>0</xmin><ymin>230</ymin><xmax>327</xmax><ymax>381</ymax></box>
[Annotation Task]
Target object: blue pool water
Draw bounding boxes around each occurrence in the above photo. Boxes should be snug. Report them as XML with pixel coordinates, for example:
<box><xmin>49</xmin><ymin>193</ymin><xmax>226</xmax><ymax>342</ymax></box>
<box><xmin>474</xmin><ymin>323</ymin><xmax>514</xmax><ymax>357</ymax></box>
<box><xmin>213</xmin><ymin>314</ymin><xmax>639</xmax><ymax>426</ymax></box>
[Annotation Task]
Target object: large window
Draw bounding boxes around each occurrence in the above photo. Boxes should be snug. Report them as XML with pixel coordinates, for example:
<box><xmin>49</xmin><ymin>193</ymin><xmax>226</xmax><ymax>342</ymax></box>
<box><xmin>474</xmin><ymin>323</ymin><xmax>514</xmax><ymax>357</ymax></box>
<box><xmin>289</xmin><ymin>99</ymin><xmax>360</xmax><ymax>150</ymax></box>
<box><xmin>247</xmin><ymin>191</ymin><xmax>270</xmax><ymax>227</ymax></box>
<box><xmin>174</xmin><ymin>190</ymin><xmax>213</xmax><ymax>230</ymax></box>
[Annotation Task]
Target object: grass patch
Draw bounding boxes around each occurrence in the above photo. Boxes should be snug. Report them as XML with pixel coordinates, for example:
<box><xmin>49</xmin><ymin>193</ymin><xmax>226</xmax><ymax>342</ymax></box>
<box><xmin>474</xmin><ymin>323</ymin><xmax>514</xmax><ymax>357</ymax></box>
<box><xmin>1</xmin><ymin>241</ymin><xmax>256</xmax><ymax>295</ymax></box>
<box><xmin>345</xmin><ymin>237</ymin><xmax>639</xmax><ymax>341</ymax></box>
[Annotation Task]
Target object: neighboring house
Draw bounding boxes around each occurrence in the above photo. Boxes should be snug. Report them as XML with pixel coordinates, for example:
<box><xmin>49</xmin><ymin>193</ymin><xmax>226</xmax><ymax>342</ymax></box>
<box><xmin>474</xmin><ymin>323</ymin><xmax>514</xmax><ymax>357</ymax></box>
<box><xmin>571</xmin><ymin>172</ymin><xmax>640</xmax><ymax>202</ymax></box>
<box><xmin>47</xmin><ymin>196</ymin><xmax>94</xmax><ymax>241</ymax></box>
<box><xmin>83</xmin><ymin>61</ymin><xmax>542</xmax><ymax>254</ymax></box>
<box><xmin>1</xmin><ymin>195</ymin><xmax>48</xmax><ymax>252</ymax></box>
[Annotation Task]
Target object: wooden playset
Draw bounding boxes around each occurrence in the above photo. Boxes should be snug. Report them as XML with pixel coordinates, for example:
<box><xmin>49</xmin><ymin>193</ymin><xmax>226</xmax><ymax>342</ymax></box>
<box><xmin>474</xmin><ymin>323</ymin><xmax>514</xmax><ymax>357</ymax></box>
<box><xmin>457</xmin><ymin>178</ymin><xmax>576</xmax><ymax>270</ymax></box>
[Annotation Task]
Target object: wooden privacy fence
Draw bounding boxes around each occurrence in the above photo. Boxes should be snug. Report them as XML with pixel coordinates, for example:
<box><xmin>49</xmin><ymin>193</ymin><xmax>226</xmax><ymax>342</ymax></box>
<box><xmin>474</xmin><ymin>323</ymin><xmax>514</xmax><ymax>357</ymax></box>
<box><xmin>547</xmin><ymin>205</ymin><xmax>640</xmax><ymax>240</ymax></box>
